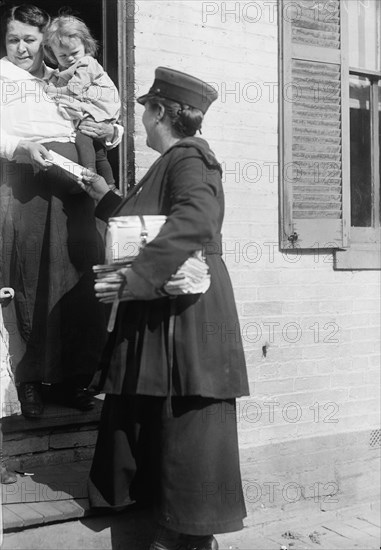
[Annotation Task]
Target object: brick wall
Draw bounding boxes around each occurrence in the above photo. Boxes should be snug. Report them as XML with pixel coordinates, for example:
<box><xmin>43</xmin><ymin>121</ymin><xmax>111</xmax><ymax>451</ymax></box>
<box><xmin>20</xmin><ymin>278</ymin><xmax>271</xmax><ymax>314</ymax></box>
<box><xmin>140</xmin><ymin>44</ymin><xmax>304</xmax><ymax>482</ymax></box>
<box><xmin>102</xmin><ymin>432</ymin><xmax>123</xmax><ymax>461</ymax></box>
<box><xmin>0</xmin><ymin>0</ymin><xmax>378</xmax><ymax>523</ymax></box>
<box><xmin>134</xmin><ymin>0</ymin><xmax>380</xmax><ymax>455</ymax></box>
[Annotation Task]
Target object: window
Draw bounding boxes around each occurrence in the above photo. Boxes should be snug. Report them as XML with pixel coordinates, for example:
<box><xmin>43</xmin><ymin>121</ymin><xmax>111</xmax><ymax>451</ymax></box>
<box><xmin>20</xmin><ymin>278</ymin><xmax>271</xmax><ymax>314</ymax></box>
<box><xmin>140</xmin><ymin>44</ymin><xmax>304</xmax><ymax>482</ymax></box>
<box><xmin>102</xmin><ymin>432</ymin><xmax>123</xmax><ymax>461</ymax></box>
<box><xmin>336</xmin><ymin>0</ymin><xmax>380</xmax><ymax>269</ymax></box>
<box><xmin>279</xmin><ymin>0</ymin><xmax>380</xmax><ymax>269</ymax></box>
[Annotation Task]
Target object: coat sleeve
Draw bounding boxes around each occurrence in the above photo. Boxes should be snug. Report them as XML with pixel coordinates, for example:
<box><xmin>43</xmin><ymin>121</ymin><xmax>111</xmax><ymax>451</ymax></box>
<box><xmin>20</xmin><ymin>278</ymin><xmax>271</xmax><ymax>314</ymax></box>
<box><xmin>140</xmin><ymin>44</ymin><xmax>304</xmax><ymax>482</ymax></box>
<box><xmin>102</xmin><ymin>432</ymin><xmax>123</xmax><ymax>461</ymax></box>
<box><xmin>94</xmin><ymin>190</ymin><xmax>123</xmax><ymax>221</ymax></box>
<box><xmin>131</xmin><ymin>151</ymin><xmax>222</xmax><ymax>289</ymax></box>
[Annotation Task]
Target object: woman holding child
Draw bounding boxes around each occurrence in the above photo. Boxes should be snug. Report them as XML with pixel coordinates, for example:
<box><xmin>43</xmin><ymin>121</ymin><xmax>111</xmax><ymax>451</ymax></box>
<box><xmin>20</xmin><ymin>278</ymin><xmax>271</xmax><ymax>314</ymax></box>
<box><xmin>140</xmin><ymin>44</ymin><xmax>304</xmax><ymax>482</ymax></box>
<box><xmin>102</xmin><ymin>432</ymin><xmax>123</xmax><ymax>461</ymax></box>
<box><xmin>0</xmin><ymin>3</ymin><xmax>122</xmax><ymax>418</ymax></box>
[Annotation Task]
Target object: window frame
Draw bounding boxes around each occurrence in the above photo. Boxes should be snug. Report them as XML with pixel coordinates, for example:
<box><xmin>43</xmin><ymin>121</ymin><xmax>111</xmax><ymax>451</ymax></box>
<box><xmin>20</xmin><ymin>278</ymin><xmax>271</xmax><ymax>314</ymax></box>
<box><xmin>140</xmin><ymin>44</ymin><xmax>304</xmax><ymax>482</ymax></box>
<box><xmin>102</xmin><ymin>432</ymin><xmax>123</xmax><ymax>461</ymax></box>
<box><xmin>334</xmin><ymin>4</ymin><xmax>380</xmax><ymax>270</ymax></box>
<box><xmin>278</xmin><ymin>0</ymin><xmax>380</xmax><ymax>269</ymax></box>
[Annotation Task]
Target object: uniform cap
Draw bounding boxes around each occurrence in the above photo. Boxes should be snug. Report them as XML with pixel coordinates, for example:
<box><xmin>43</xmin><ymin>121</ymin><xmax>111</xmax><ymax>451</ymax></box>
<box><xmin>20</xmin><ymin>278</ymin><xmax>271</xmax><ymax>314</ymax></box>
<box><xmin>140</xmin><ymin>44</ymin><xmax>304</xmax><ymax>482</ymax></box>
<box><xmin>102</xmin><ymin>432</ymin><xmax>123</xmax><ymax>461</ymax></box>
<box><xmin>137</xmin><ymin>67</ymin><xmax>218</xmax><ymax>114</ymax></box>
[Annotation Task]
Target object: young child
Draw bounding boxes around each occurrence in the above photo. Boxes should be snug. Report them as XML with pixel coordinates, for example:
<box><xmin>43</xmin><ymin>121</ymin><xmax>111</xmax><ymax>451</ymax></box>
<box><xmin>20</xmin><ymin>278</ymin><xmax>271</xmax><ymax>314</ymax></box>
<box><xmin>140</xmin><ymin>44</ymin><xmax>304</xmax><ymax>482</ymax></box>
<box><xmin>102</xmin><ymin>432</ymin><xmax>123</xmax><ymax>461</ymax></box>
<box><xmin>44</xmin><ymin>15</ymin><xmax>121</xmax><ymax>194</ymax></box>
<box><xmin>0</xmin><ymin>287</ymin><xmax>17</xmax><ymax>484</ymax></box>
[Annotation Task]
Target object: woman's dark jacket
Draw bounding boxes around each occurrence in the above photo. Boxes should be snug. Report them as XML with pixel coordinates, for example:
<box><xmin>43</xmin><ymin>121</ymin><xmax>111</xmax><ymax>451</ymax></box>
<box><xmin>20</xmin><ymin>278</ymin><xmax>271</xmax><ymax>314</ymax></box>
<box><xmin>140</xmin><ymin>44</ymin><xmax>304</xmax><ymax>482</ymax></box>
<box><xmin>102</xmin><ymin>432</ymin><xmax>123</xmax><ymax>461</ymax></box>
<box><xmin>95</xmin><ymin>137</ymin><xmax>249</xmax><ymax>399</ymax></box>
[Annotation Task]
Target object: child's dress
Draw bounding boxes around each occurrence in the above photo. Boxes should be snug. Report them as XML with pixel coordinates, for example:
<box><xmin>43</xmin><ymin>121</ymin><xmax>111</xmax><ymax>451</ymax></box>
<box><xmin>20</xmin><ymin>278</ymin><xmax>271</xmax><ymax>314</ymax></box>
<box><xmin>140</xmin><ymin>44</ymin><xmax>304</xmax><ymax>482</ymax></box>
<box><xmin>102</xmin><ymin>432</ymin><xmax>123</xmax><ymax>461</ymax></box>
<box><xmin>46</xmin><ymin>55</ymin><xmax>120</xmax><ymax>124</ymax></box>
<box><xmin>0</xmin><ymin>295</ymin><xmax>21</xmax><ymax>418</ymax></box>
<box><xmin>46</xmin><ymin>55</ymin><xmax>121</xmax><ymax>190</ymax></box>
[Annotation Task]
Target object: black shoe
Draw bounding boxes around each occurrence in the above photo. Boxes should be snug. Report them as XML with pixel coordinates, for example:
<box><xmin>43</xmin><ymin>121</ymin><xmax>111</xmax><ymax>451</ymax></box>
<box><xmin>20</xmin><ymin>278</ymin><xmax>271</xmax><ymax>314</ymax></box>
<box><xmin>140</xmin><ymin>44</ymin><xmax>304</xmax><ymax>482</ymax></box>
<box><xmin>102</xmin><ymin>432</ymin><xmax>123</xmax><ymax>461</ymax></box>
<box><xmin>18</xmin><ymin>382</ymin><xmax>44</xmax><ymax>418</ymax></box>
<box><xmin>67</xmin><ymin>386</ymin><xmax>95</xmax><ymax>411</ymax></box>
<box><xmin>0</xmin><ymin>461</ymin><xmax>17</xmax><ymax>484</ymax></box>
<box><xmin>179</xmin><ymin>535</ymin><xmax>218</xmax><ymax>550</ymax></box>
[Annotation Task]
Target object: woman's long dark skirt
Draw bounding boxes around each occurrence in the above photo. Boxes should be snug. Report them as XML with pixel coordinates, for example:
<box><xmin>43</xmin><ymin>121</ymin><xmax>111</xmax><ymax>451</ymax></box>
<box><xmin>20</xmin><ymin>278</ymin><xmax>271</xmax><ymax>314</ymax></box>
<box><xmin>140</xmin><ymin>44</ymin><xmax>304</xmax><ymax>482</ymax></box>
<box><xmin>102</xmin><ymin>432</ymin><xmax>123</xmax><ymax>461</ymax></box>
<box><xmin>0</xmin><ymin>141</ymin><xmax>107</xmax><ymax>384</ymax></box>
<box><xmin>88</xmin><ymin>394</ymin><xmax>247</xmax><ymax>535</ymax></box>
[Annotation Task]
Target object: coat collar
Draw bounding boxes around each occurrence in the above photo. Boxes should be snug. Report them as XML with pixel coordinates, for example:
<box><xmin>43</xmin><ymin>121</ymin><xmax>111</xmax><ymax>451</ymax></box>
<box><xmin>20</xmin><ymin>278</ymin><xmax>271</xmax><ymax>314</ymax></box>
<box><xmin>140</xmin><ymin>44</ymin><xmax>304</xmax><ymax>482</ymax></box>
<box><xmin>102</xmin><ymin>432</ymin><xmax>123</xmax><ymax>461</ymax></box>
<box><xmin>114</xmin><ymin>137</ymin><xmax>221</xmax><ymax>212</ymax></box>
<box><xmin>162</xmin><ymin>137</ymin><xmax>222</xmax><ymax>173</ymax></box>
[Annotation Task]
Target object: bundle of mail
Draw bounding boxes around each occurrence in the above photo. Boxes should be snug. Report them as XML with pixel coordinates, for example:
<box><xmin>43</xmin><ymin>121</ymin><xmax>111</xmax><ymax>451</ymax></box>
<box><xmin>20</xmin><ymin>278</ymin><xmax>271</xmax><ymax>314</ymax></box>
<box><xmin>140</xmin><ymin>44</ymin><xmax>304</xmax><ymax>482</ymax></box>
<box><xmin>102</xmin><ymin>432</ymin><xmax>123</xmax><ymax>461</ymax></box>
<box><xmin>93</xmin><ymin>250</ymin><xmax>211</xmax><ymax>302</ymax></box>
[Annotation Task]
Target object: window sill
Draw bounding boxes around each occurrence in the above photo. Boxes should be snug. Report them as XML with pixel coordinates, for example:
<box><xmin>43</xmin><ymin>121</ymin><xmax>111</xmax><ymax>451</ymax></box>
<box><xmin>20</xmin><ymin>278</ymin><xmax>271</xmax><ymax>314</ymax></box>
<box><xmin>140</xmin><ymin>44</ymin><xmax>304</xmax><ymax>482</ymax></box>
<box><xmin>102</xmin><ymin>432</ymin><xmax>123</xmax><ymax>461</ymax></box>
<box><xmin>334</xmin><ymin>242</ymin><xmax>381</xmax><ymax>270</ymax></box>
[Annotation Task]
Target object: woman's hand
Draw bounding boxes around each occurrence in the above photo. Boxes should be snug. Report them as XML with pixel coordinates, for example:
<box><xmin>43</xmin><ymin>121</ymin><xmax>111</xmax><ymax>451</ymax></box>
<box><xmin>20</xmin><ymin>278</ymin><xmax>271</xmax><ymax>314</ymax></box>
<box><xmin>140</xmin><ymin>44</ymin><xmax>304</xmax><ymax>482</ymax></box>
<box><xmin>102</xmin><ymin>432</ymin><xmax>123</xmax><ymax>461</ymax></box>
<box><xmin>0</xmin><ymin>287</ymin><xmax>15</xmax><ymax>305</ymax></box>
<box><xmin>78</xmin><ymin>119</ymin><xmax>114</xmax><ymax>142</ymax></box>
<box><xmin>77</xmin><ymin>168</ymin><xmax>111</xmax><ymax>203</ymax></box>
<box><xmin>15</xmin><ymin>141</ymin><xmax>53</xmax><ymax>171</ymax></box>
<box><xmin>94</xmin><ymin>269</ymin><xmax>131</xmax><ymax>304</ymax></box>
<box><xmin>94</xmin><ymin>268</ymin><xmax>161</xmax><ymax>303</ymax></box>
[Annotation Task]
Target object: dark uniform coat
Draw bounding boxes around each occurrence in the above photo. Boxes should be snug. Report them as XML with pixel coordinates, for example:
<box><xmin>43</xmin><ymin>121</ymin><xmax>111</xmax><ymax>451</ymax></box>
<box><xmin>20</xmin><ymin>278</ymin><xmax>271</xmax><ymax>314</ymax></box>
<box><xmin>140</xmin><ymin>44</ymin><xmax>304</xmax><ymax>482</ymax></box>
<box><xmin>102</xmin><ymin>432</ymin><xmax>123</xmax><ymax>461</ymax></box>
<box><xmin>95</xmin><ymin>137</ymin><xmax>249</xmax><ymax>399</ymax></box>
<box><xmin>89</xmin><ymin>138</ymin><xmax>249</xmax><ymax>532</ymax></box>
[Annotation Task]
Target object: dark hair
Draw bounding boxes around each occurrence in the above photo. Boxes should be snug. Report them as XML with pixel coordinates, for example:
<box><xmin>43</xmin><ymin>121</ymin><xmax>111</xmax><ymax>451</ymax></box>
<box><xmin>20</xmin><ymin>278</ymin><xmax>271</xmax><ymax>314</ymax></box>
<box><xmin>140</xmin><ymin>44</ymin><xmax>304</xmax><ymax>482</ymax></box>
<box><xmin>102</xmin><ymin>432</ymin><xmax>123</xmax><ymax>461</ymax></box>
<box><xmin>147</xmin><ymin>97</ymin><xmax>204</xmax><ymax>138</ymax></box>
<box><xmin>1</xmin><ymin>4</ymin><xmax>50</xmax><ymax>47</ymax></box>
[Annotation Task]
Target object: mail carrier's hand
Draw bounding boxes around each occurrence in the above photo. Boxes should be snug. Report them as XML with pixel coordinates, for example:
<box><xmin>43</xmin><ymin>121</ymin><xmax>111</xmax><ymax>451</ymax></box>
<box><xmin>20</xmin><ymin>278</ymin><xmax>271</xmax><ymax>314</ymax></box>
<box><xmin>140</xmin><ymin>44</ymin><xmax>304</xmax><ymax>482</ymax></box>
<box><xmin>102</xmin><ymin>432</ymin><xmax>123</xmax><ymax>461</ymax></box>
<box><xmin>77</xmin><ymin>168</ymin><xmax>110</xmax><ymax>203</ymax></box>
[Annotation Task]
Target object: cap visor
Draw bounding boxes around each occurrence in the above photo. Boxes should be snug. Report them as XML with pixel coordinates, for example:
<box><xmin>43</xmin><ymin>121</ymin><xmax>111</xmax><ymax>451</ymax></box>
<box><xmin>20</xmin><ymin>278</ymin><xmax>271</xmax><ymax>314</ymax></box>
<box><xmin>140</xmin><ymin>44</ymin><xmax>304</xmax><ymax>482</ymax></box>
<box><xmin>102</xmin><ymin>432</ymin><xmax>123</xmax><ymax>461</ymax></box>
<box><xmin>136</xmin><ymin>93</ymin><xmax>156</xmax><ymax>105</ymax></box>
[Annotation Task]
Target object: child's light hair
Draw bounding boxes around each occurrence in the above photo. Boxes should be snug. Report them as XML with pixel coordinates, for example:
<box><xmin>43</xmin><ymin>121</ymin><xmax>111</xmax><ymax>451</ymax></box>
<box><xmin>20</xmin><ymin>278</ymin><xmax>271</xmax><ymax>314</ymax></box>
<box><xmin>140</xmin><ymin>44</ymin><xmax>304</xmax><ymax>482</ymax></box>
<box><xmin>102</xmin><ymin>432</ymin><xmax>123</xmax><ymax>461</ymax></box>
<box><xmin>44</xmin><ymin>15</ymin><xmax>98</xmax><ymax>65</ymax></box>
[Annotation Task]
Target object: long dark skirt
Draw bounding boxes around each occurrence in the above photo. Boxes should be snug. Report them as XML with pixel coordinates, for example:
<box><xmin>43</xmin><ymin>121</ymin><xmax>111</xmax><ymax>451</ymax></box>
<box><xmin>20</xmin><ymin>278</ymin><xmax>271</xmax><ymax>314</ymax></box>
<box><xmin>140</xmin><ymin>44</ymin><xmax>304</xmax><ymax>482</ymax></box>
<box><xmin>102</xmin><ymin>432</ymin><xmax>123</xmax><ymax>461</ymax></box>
<box><xmin>0</xmin><ymin>141</ymin><xmax>107</xmax><ymax>384</ymax></box>
<box><xmin>88</xmin><ymin>394</ymin><xmax>247</xmax><ymax>535</ymax></box>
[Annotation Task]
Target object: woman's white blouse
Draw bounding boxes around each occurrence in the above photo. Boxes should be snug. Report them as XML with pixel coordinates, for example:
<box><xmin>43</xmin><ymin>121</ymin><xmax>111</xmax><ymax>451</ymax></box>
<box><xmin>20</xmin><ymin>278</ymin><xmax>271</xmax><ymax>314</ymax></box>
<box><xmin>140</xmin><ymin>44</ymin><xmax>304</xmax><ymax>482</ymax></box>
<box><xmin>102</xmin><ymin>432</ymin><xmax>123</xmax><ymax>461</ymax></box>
<box><xmin>0</xmin><ymin>57</ymin><xmax>76</xmax><ymax>161</ymax></box>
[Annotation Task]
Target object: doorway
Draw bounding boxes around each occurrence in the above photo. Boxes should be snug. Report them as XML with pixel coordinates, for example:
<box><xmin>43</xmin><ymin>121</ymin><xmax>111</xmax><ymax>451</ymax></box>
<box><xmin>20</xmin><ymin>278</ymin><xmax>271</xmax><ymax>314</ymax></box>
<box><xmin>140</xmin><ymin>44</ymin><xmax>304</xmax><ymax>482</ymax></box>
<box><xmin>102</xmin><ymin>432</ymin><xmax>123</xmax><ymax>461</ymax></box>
<box><xmin>0</xmin><ymin>0</ymin><xmax>123</xmax><ymax>186</ymax></box>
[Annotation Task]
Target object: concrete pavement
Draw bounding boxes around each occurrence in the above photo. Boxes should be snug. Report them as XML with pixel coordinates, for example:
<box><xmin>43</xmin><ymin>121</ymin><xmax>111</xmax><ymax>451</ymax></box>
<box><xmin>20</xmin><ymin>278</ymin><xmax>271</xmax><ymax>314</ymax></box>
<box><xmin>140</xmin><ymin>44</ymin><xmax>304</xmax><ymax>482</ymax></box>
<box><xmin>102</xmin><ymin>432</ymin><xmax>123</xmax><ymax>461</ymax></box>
<box><xmin>2</xmin><ymin>500</ymin><xmax>380</xmax><ymax>549</ymax></box>
<box><xmin>1</xmin><ymin>459</ymin><xmax>380</xmax><ymax>549</ymax></box>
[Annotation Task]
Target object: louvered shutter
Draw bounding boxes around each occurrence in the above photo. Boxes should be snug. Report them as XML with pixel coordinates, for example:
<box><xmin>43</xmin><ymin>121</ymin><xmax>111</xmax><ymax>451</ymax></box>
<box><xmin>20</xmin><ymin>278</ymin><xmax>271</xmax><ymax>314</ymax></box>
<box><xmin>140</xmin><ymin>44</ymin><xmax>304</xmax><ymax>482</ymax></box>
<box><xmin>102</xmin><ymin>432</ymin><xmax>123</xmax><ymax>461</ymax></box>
<box><xmin>280</xmin><ymin>0</ymin><xmax>350</xmax><ymax>249</ymax></box>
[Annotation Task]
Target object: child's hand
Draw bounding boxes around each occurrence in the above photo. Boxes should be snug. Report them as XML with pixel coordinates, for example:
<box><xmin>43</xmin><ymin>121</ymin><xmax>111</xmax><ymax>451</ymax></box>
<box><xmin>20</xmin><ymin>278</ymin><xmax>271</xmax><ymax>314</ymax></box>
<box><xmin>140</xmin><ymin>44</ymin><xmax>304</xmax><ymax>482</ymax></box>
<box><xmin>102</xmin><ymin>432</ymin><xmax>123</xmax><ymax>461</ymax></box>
<box><xmin>43</xmin><ymin>82</ymin><xmax>58</xmax><ymax>96</ymax></box>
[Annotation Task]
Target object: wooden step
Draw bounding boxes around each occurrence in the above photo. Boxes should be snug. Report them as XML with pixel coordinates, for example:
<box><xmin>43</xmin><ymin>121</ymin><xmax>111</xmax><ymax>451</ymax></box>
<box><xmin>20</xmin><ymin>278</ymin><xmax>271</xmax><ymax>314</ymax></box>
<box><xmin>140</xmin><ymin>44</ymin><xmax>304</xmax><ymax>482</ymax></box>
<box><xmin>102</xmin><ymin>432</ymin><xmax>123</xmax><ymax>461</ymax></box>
<box><xmin>1</xmin><ymin>460</ymin><xmax>93</xmax><ymax>532</ymax></box>
<box><xmin>2</xmin><ymin>396</ymin><xmax>103</xmax><ymax>434</ymax></box>
<box><xmin>2</xmin><ymin>397</ymin><xmax>103</xmax><ymax>472</ymax></box>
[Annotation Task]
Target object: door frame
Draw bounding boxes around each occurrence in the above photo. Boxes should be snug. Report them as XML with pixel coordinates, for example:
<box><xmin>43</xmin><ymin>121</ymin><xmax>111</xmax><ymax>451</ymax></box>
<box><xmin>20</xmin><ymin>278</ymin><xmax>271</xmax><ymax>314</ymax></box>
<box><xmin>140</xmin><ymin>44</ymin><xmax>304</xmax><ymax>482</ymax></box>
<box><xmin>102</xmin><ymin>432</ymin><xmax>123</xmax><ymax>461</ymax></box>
<box><xmin>103</xmin><ymin>0</ymin><xmax>135</xmax><ymax>195</ymax></box>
